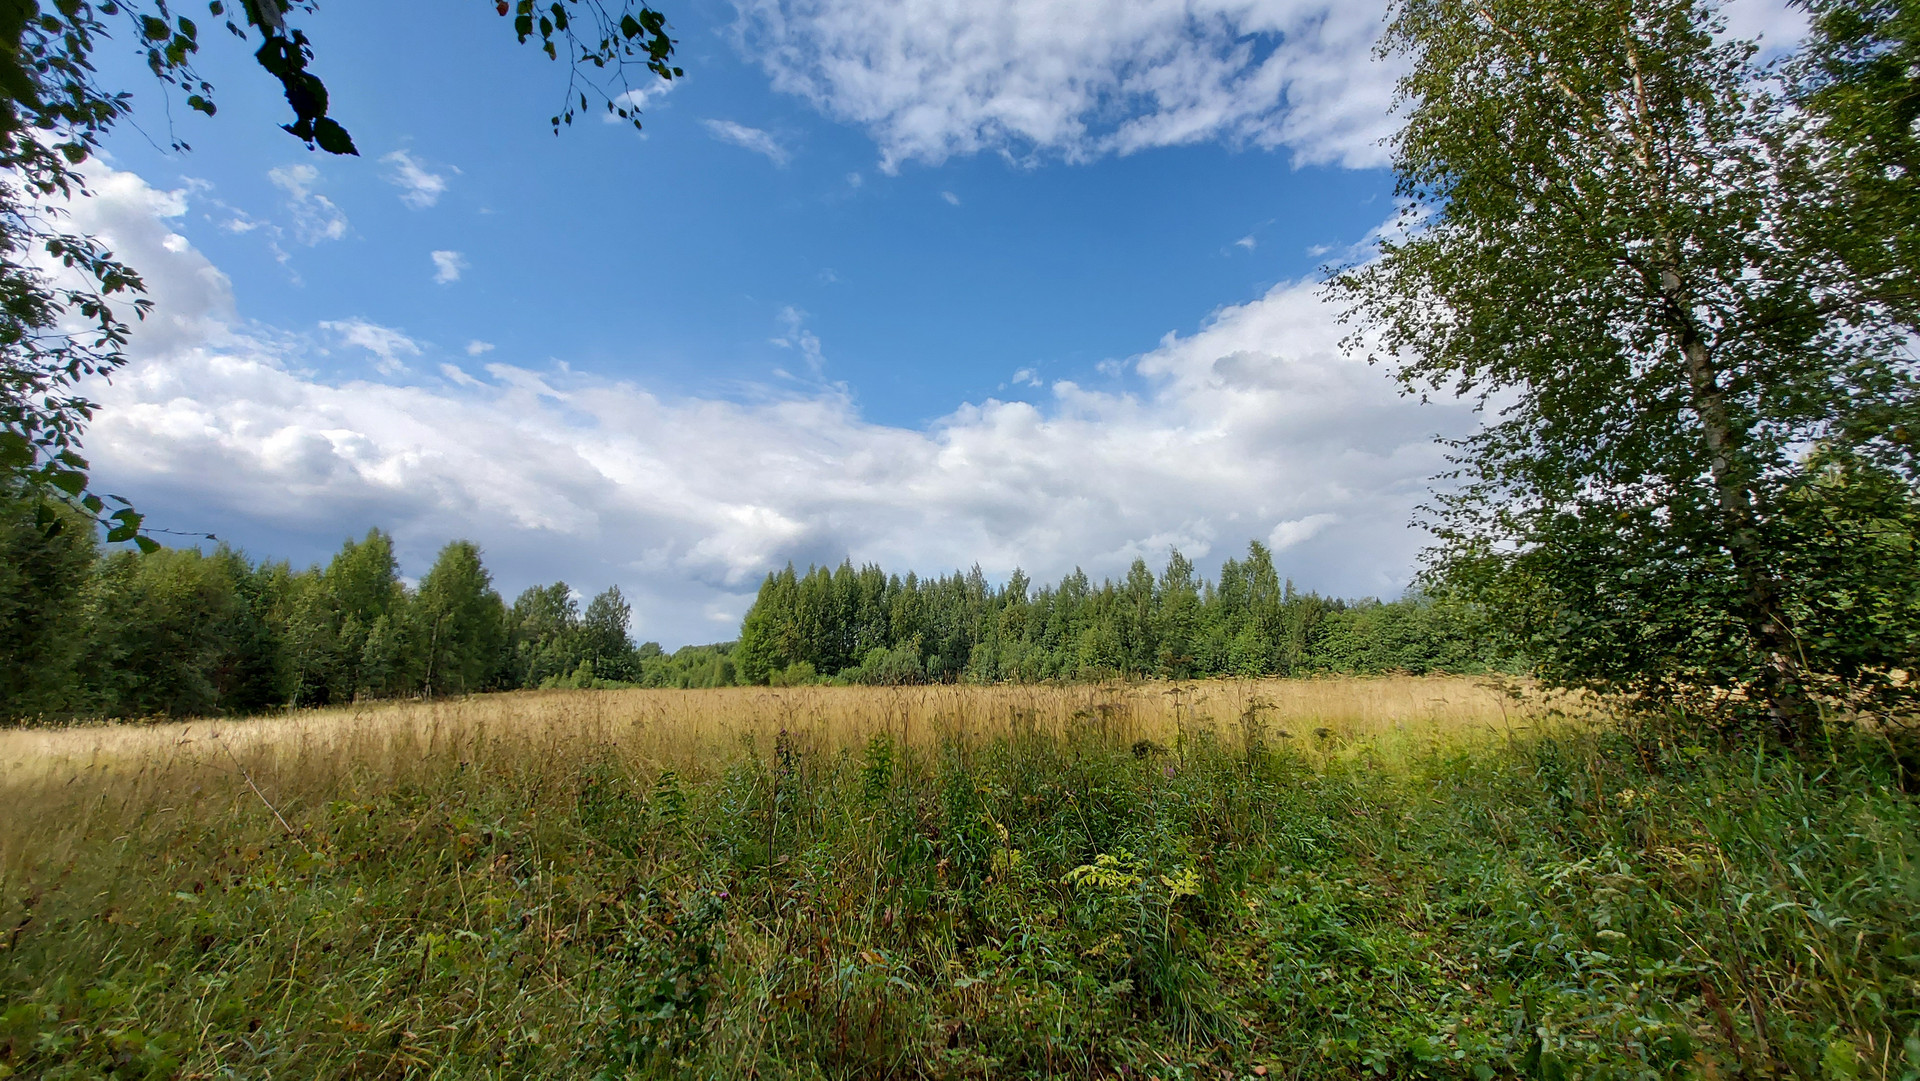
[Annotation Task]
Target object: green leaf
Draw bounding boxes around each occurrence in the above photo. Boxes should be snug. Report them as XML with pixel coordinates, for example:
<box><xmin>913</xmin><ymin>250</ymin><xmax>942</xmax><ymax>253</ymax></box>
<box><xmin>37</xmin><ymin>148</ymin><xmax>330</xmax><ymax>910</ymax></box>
<box><xmin>0</xmin><ymin>432</ymin><xmax>31</xmax><ymax>468</ymax></box>
<box><xmin>312</xmin><ymin>117</ymin><xmax>358</xmax><ymax>156</ymax></box>
<box><xmin>49</xmin><ymin>470</ymin><xmax>86</xmax><ymax>496</ymax></box>
<box><xmin>134</xmin><ymin>535</ymin><xmax>161</xmax><ymax>554</ymax></box>
<box><xmin>142</xmin><ymin>15</ymin><xmax>170</xmax><ymax>40</ymax></box>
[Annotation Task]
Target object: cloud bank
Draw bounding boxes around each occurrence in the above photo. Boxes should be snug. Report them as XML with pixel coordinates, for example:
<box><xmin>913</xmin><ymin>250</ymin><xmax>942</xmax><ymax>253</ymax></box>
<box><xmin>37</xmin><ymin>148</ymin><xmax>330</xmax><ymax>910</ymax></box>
<box><xmin>736</xmin><ymin>0</ymin><xmax>1405</xmax><ymax>172</ymax></box>
<box><xmin>69</xmin><ymin>165</ymin><xmax>1471</xmax><ymax>643</ymax></box>
<box><xmin>735</xmin><ymin>0</ymin><xmax>1805</xmax><ymax>174</ymax></box>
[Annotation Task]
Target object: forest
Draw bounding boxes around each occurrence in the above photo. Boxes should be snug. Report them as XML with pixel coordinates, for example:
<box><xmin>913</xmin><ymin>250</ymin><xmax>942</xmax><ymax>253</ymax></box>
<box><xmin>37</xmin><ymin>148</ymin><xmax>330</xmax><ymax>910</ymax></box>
<box><xmin>733</xmin><ymin>545</ymin><xmax>1495</xmax><ymax>685</ymax></box>
<box><xmin>0</xmin><ymin>484</ymin><xmax>1496</xmax><ymax>722</ymax></box>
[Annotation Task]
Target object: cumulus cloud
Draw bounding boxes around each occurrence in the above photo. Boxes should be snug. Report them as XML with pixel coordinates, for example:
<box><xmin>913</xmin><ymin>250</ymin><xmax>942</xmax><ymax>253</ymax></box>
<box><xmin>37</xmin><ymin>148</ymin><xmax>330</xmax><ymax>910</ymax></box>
<box><xmin>736</xmin><ymin>0</ymin><xmax>1404</xmax><ymax>172</ymax></box>
<box><xmin>319</xmin><ymin>318</ymin><xmax>422</xmax><ymax>376</ymax></box>
<box><xmin>72</xmin><ymin>162</ymin><xmax>1474</xmax><ymax>644</ymax></box>
<box><xmin>382</xmin><ymin>150</ymin><xmax>450</xmax><ymax>209</ymax></box>
<box><xmin>431</xmin><ymin>250</ymin><xmax>468</xmax><ymax>284</ymax></box>
<box><xmin>466</xmin><ymin>340</ymin><xmax>496</xmax><ymax>356</ymax></box>
<box><xmin>736</xmin><ymin>0</ymin><xmax>1806</xmax><ymax>173</ymax></box>
<box><xmin>702</xmin><ymin>119</ymin><xmax>791</xmax><ymax>164</ymax></box>
<box><xmin>267</xmin><ymin>163</ymin><xmax>348</xmax><ymax>244</ymax></box>
<box><xmin>1270</xmin><ymin>512</ymin><xmax>1338</xmax><ymax>551</ymax></box>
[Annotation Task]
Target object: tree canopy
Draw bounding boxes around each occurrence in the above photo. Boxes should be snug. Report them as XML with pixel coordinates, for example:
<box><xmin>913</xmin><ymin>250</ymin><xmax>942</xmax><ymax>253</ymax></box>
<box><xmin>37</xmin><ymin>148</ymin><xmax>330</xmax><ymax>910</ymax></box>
<box><xmin>1333</xmin><ymin>0</ymin><xmax>1920</xmax><ymax>742</ymax></box>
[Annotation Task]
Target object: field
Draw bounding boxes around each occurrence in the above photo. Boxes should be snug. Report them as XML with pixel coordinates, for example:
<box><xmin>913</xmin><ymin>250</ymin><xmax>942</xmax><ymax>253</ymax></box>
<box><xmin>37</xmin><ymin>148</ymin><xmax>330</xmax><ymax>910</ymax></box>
<box><xmin>0</xmin><ymin>676</ymin><xmax>1915</xmax><ymax>1080</ymax></box>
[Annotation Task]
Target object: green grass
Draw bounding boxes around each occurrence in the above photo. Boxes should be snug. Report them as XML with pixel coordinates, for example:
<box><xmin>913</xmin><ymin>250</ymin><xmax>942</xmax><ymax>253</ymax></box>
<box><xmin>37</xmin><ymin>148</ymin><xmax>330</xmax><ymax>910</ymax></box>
<box><xmin>2</xmin><ymin>711</ymin><xmax>1917</xmax><ymax>1080</ymax></box>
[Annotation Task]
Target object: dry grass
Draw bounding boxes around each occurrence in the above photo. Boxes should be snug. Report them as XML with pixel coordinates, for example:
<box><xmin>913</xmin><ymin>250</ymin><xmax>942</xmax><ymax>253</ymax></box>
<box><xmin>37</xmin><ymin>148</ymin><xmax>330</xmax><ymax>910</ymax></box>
<box><xmin>0</xmin><ymin>673</ymin><xmax>1527</xmax><ymax>775</ymax></box>
<box><xmin>0</xmin><ymin>674</ymin><xmax>1537</xmax><ymax>877</ymax></box>
<box><xmin>1</xmin><ymin>674</ymin><xmax>1909</xmax><ymax>1081</ymax></box>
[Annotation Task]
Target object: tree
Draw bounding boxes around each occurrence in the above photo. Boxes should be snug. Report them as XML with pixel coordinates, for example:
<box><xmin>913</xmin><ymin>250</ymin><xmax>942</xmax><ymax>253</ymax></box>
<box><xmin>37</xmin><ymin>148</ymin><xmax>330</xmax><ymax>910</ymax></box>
<box><xmin>580</xmin><ymin>585</ymin><xmax>635</xmax><ymax>681</ymax></box>
<box><xmin>84</xmin><ymin>544</ymin><xmax>249</xmax><ymax>717</ymax></box>
<box><xmin>0</xmin><ymin>480</ymin><xmax>94</xmax><ymax>717</ymax></box>
<box><xmin>508</xmin><ymin>580</ymin><xmax>579</xmax><ymax>686</ymax></box>
<box><xmin>415</xmin><ymin>540</ymin><xmax>506</xmax><ymax>697</ymax></box>
<box><xmin>324</xmin><ymin>527</ymin><xmax>401</xmax><ymax>696</ymax></box>
<box><xmin>1333</xmin><ymin>0</ymin><xmax>1920</xmax><ymax>741</ymax></box>
<box><xmin>0</xmin><ymin>0</ymin><xmax>681</xmax><ymax>536</ymax></box>
<box><xmin>1791</xmin><ymin>0</ymin><xmax>1920</xmax><ymax>327</ymax></box>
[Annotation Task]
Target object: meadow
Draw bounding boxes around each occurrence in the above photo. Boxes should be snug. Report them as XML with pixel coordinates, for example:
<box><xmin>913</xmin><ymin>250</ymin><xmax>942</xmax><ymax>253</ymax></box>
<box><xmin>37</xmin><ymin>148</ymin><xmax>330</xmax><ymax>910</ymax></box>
<box><xmin>0</xmin><ymin>676</ymin><xmax>1915</xmax><ymax>1080</ymax></box>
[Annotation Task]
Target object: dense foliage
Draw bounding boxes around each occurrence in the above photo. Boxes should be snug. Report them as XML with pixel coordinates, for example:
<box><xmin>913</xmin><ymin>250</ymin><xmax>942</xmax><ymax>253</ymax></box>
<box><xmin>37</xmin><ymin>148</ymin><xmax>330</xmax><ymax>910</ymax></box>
<box><xmin>0</xmin><ymin>485</ymin><xmax>743</xmax><ymax>720</ymax></box>
<box><xmin>736</xmin><ymin>543</ymin><xmax>1499</xmax><ymax>686</ymax></box>
<box><xmin>2</xmin><ymin>697</ymin><xmax>1913</xmax><ymax>1078</ymax></box>
<box><xmin>1334</xmin><ymin>0</ymin><xmax>1920</xmax><ymax>742</ymax></box>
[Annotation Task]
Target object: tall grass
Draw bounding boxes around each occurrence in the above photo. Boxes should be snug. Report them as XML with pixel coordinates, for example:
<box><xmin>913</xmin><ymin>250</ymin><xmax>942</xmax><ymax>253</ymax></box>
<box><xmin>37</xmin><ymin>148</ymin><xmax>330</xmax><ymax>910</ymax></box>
<box><xmin>0</xmin><ymin>676</ymin><xmax>1913</xmax><ymax>1079</ymax></box>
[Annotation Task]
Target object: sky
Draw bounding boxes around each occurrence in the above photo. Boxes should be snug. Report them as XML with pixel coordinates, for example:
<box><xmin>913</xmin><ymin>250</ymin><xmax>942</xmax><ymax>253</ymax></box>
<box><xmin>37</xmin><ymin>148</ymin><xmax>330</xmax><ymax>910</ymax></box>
<box><xmin>68</xmin><ymin>0</ymin><xmax>1808</xmax><ymax>646</ymax></box>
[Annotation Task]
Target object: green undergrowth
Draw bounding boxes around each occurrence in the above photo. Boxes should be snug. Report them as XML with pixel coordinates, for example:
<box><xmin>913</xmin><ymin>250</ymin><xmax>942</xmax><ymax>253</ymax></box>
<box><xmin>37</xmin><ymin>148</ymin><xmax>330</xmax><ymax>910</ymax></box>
<box><xmin>2</xmin><ymin>720</ymin><xmax>1917</xmax><ymax>1080</ymax></box>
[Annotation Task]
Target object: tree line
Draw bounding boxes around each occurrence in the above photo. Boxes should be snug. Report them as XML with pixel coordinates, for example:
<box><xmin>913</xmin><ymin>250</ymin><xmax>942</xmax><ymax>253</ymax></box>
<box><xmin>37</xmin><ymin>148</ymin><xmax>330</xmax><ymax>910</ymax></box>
<box><xmin>734</xmin><ymin>541</ymin><xmax>1500</xmax><ymax>686</ymax></box>
<box><xmin>0</xmin><ymin>488</ymin><xmax>739</xmax><ymax>721</ymax></box>
<box><xmin>0</xmin><ymin>485</ymin><xmax>1499</xmax><ymax>721</ymax></box>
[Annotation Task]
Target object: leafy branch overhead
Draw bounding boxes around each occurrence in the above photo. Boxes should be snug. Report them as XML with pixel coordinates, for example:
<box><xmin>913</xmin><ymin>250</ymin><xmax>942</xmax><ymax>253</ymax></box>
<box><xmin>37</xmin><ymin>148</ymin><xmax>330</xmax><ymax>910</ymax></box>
<box><xmin>0</xmin><ymin>0</ymin><xmax>681</xmax><ymax>546</ymax></box>
<box><xmin>497</xmin><ymin>0</ymin><xmax>683</xmax><ymax>131</ymax></box>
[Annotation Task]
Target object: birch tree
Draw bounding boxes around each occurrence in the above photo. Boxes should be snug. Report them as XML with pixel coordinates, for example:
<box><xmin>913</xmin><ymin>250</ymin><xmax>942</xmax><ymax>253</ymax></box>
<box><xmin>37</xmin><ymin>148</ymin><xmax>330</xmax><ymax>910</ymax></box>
<box><xmin>1333</xmin><ymin>0</ymin><xmax>1920</xmax><ymax>742</ymax></box>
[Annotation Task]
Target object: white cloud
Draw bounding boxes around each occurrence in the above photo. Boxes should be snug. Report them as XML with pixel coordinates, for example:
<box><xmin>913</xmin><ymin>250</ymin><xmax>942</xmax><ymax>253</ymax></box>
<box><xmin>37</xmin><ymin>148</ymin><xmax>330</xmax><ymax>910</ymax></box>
<box><xmin>846</xmin><ymin>171</ymin><xmax>864</xmax><ymax>187</ymax></box>
<box><xmin>1010</xmin><ymin>367</ymin><xmax>1040</xmax><ymax>387</ymax></box>
<box><xmin>940</xmin><ymin>190</ymin><xmax>961</xmax><ymax>205</ymax></box>
<box><xmin>440</xmin><ymin>362</ymin><xmax>486</xmax><ymax>388</ymax></box>
<box><xmin>1270</xmin><ymin>512</ymin><xmax>1338</xmax><ymax>551</ymax></box>
<box><xmin>381</xmin><ymin>150</ymin><xmax>450</xmax><ymax>209</ymax></box>
<box><xmin>769</xmin><ymin>306</ymin><xmax>826</xmax><ymax>377</ymax></box>
<box><xmin>606</xmin><ymin>78</ymin><xmax>678</xmax><ymax>121</ymax></box>
<box><xmin>736</xmin><ymin>0</ymin><xmax>1405</xmax><ymax>172</ymax></box>
<box><xmin>267</xmin><ymin>163</ymin><xmax>348</xmax><ymax>244</ymax></box>
<box><xmin>737</xmin><ymin>0</ymin><xmax>1804</xmax><ymax>174</ymax></box>
<box><xmin>1234</xmin><ymin>235</ymin><xmax>1256</xmax><ymax>251</ymax></box>
<box><xmin>703</xmin><ymin>119</ymin><xmax>791</xmax><ymax>164</ymax></box>
<box><xmin>466</xmin><ymin>340</ymin><xmax>496</xmax><ymax>356</ymax></box>
<box><xmin>431</xmin><ymin>250</ymin><xmax>468</xmax><ymax>284</ymax></box>
<box><xmin>72</xmin><ymin>161</ymin><xmax>1475</xmax><ymax>644</ymax></box>
<box><xmin>319</xmin><ymin>318</ymin><xmax>422</xmax><ymax>376</ymax></box>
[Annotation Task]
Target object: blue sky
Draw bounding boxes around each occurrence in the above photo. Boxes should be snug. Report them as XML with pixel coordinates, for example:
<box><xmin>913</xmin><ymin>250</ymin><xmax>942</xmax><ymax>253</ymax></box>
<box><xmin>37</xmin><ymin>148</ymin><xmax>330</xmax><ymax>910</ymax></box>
<box><xmin>72</xmin><ymin>0</ymin><xmax>1807</xmax><ymax>644</ymax></box>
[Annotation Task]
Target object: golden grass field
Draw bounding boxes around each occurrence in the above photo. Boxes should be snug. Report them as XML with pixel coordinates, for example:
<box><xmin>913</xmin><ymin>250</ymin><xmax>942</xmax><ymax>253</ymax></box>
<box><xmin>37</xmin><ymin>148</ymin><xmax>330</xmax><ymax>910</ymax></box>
<box><xmin>5</xmin><ymin>675</ymin><xmax>1912</xmax><ymax>1081</ymax></box>
<box><xmin>0</xmin><ymin>674</ymin><xmax>1542</xmax><ymax>869</ymax></box>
